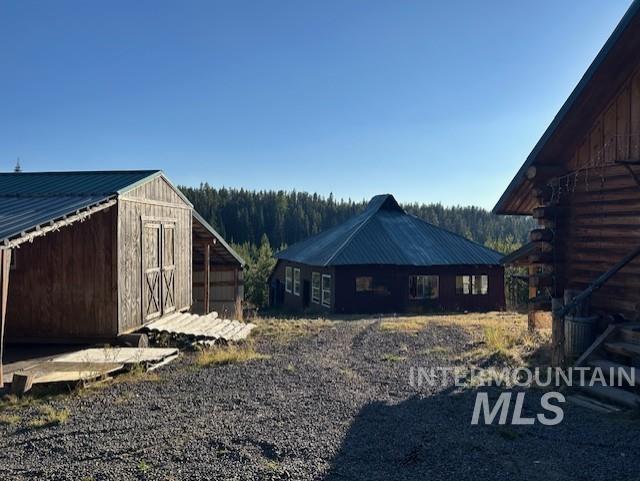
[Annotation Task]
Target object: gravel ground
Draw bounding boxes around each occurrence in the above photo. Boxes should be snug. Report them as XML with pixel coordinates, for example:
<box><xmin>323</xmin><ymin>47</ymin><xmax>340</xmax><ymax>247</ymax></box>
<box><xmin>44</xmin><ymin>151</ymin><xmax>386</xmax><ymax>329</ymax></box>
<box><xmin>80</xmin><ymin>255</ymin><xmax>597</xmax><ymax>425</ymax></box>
<box><xmin>1</xmin><ymin>317</ymin><xmax>640</xmax><ymax>481</ymax></box>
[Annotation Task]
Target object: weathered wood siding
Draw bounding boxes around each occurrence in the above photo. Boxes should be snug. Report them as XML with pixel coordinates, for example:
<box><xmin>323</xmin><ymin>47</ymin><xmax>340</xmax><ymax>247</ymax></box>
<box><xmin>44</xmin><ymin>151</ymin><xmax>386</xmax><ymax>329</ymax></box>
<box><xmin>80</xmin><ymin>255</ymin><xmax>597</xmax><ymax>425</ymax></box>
<box><xmin>118</xmin><ymin>176</ymin><xmax>192</xmax><ymax>332</ymax></box>
<box><xmin>192</xmin><ymin>267</ymin><xmax>244</xmax><ymax>319</ymax></box>
<box><xmin>545</xmin><ymin>67</ymin><xmax>640</xmax><ymax>318</ymax></box>
<box><xmin>5</xmin><ymin>207</ymin><xmax>117</xmax><ymax>340</ymax></box>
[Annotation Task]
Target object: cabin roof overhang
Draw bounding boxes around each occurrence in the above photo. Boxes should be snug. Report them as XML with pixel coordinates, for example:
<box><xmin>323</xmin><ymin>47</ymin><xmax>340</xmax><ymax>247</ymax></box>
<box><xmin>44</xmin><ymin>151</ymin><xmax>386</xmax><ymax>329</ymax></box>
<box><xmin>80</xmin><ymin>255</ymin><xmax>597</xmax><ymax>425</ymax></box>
<box><xmin>493</xmin><ymin>1</ymin><xmax>640</xmax><ymax>215</ymax></box>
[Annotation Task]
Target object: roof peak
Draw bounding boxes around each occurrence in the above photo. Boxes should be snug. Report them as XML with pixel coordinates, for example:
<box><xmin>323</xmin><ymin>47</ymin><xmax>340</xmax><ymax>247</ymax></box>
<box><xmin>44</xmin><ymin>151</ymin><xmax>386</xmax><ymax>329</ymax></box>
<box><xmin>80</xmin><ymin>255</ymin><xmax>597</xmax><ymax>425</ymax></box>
<box><xmin>366</xmin><ymin>194</ymin><xmax>405</xmax><ymax>214</ymax></box>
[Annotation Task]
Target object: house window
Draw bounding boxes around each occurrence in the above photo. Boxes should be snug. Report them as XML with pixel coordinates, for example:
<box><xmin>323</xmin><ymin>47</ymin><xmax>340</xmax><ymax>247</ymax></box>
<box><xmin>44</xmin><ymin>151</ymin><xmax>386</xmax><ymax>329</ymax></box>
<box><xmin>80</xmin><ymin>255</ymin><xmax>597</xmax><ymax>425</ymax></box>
<box><xmin>322</xmin><ymin>274</ymin><xmax>332</xmax><ymax>307</ymax></box>
<box><xmin>9</xmin><ymin>251</ymin><xmax>16</xmax><ymax>270</ymax></box>
<box><xmin>355</xmin><ymin>276</ymin><xmax>374</xmax><ymax>292</ymax></box>
<box><xmin>293</xmin><ymin>268</ymin><xmax>301</xmax><ymax>296</ymax></box>
<box><xmin>312</xmin><ymin>272</ymin><xmax>321</xmax><ymax>303</ymax></box>
<box><xmin>456</xmin><ymin>276</ymin><xmax>471</xmax><ymax>295</ymax></box>
<box><xmin>409</xmin><ymin>275</ymin><xmax>439</xmax><ymax>299</ymax></box>
<box><xmin>473</xmin><ymin>275</ymin><xmax>489</xmax><ymax>295</ymax></box>
<box><xmin>456</xmin><ymin>275</ymin><xmax>488</xmax><ymax>295</ymax></box>
<box><xmin>285</xmin><ymin>266</ymin><xmax>292</xmax><ymax>293</ymax></box>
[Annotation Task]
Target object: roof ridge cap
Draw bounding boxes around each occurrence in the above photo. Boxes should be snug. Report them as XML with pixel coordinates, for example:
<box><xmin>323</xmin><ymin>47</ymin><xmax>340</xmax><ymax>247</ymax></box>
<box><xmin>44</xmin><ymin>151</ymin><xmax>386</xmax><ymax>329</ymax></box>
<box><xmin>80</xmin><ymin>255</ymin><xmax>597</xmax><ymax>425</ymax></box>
<box><xmin>323</xmin><ymin>206</ymin><xmax>378</xmax><ymax>266</ymax></box>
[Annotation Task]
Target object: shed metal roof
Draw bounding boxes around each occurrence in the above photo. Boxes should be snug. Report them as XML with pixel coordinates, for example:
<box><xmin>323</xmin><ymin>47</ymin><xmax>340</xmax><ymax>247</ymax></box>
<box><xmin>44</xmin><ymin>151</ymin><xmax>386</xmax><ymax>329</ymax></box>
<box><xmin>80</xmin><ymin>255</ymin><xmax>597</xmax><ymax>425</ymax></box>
<box><xmin>0</xmin><ymin>170</ymin><xmax>176</xmax><ymax>245</ymax></box>
<box><xmin>276</xmin><ymin>194</ymin><xmax>503</xmax><ymax>267</ymax></box>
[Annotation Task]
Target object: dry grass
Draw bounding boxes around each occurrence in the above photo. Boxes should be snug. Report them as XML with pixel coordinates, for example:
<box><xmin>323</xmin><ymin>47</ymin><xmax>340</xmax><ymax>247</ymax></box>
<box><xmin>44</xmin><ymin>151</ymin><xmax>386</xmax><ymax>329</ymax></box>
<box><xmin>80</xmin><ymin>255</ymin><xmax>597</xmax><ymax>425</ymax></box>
<box><xmin>195</xmin><ymin>345</ymin><xmax>271</xmax><ymax>367</ymax></box>
<box><xmin>379</xmin><ymin>312</ymin><xmax>550</xmax><ymax>366</ymax></box>
<box><xmin>381</xmin><ymin>353</ymin><xmax>407</xmax><ymax>362</ymax></box>
<box><xmin>252</xmin><ymin>317</ymin><xmax>335</xmax><ymax>345</ymax></box>
<box><xmin>0</xmin><ymin>413</ymin><xmax>22</xmax><ymax>426</ymax></box>
<box><xmin>379</xmin><ymin>318</ymin><xmax>429</xmax><ymax>333</ymax></box>
<box><xmin>27</xmin><ymin>405</ymin><xmax>70</xmax><ymax>429</ymax></box>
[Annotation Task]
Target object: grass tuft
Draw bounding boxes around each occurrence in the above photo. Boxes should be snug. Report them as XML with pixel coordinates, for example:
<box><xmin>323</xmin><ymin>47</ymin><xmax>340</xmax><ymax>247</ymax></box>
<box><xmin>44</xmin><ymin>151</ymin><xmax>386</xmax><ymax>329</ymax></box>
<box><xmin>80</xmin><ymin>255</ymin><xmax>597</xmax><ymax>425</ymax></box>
<box><xmin>379</xmin><ymin>318</ymin><xmax>429</xmax><ymax>333</ymax></box>
<box><xmin>381</xmin><ymin>353</ymin><xmax>407</xmax><ymax>362</ymax></box>
<box><xmin>0</xmin><ymin>413</ymin><xmax>22</xmax><ymax>426</ymax></box>
<box><xmin>27</xmin><ymin>405</ymin><xmax>70</xmax><ymax>429</ymax></box>
<box><xmin>253</xmin><ymin>318</ymin><xmax>334</xmax><ymax>344</ymax></box>
<box><xmin>195</xmin><ymin>345</ymin><xmax>271</xmax><ymax>367</ymax></box>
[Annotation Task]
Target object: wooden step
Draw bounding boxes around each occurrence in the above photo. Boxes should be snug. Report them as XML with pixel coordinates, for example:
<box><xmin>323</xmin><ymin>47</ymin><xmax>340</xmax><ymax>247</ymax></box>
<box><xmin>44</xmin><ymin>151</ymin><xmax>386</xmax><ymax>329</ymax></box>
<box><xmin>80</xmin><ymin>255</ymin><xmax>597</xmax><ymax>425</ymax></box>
<box><xmin>587</xmin><ymin>359</ymin><xmax>639</xmax><ymax>386</ymax></box>
<box><xmin>567</xmin><ymin>394</ymin><xmax>621</xmax><ymax>413</ymax></box>
<box><xmin>578</xmin><ymin>384</ymin><xmax>640</xmax><ymax>409</ymax></box>
<box><xmin>619</xmin><ymin>325</ymin><xmax>640</xmax><ymax>344</ymax></box>
<box><xmin>604</xmin><ymin>342</ymin><xmax>640</xmax><ymax>358</ymax></box>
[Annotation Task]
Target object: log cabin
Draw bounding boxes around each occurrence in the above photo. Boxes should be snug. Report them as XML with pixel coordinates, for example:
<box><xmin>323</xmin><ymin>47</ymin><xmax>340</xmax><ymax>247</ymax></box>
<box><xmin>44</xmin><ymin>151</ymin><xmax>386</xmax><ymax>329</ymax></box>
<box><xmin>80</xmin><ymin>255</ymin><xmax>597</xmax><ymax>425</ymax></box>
<box><xmin>0</xmin><ymin>170</ymin><xmax>243</xmax><ymax>385</ymax></box>
<box><xmin>494</xmin><ymin>1</ymin><xmax>640</xmax><ymax>365</ymax></box>
<box><xmin>270</xmin><ymin>194</ymin><xmax>505</xmax><ymax>314</ymax></box>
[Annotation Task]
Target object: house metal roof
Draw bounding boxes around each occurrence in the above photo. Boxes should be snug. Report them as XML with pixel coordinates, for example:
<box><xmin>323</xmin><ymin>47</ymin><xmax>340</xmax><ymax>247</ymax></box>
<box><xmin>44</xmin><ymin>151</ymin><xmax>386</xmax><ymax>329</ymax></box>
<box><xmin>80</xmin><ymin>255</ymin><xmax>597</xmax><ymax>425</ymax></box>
<box><xmin>0</xmin><ymin>170</ymin><xmax>177</xmax><ymax>245</ymax></box>
<box><xmin>276</xmin><ymin>194</ymin><xmax>503</xmax><ymax>267</ymax></box>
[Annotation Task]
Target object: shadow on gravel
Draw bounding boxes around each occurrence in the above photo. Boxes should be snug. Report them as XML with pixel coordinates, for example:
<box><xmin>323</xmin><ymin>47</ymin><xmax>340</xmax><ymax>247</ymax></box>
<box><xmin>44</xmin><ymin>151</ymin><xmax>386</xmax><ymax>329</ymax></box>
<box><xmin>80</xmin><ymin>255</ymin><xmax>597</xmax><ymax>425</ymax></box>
<box><xmin>323</xmin><ymin>387</ymin><xmax>477</xmax><ymax>481</ymax></box>
<box><xmin>321</xmin><ymin>385</ymin><xmax>634</xmax><ymax>481</ymax></box>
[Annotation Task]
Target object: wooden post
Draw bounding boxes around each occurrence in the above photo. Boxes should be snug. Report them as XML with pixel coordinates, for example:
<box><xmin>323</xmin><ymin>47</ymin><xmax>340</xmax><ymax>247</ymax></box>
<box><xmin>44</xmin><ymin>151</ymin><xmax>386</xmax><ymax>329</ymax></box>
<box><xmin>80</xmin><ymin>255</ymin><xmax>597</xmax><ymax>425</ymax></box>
<box><xmin>551</xmin><ymin>297</ymin><xmax>565</xmax><ymax>367</ymax></box>
<box><xmin>0</xmin><ymin>249</ymin><xmax>12</xmax><ymax>388</ymax></box>
<box><xmin>233</xmin><ymin>267</ymin><xmax>240</xmax><ymax>319</ymax></box>
<box><xmin>204</xmin><ymin>243</ymin><xmax>210</xmax><ymax>314</ymax></box>
<box><xmin>527</xmin><ymin>265</ymin><xmax>537</xmax><ymax>331</ymax></box>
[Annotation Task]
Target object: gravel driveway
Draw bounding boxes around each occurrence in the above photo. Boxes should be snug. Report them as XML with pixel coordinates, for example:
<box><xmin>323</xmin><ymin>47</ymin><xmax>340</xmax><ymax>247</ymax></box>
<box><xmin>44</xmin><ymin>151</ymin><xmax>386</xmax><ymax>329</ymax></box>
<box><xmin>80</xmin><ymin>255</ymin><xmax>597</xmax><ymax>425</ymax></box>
<box><xmin>1</xmin><ymin>317</ymin><xmax>639</xmax><ymax>481</ymax></box>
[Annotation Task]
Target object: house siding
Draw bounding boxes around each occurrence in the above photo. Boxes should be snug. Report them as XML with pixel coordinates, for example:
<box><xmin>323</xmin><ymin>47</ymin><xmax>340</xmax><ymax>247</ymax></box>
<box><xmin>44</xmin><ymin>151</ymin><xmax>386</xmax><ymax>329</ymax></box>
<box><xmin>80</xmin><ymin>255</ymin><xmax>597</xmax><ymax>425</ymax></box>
<box><xmin>271</xmin><ymin>261</ymin><xmax>505</xmax><ymax>314</ymax></box>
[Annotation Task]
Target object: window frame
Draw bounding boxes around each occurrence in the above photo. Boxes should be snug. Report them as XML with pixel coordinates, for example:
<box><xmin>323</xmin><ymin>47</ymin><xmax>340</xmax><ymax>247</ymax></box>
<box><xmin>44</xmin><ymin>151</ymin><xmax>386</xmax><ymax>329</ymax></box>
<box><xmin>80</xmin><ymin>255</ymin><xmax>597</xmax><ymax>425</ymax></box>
<box><xmin>311</xmin><ymin>272</ymin><xmax>321</xmax><ymax>304</ymax></box>
<box><xmin>293</xmin><ymin>267</ymin><xmax>301</xmax><ymax>296</ymax></box>
<box><xmin>285</xmin><ymin>266</ymin><xmax>292</xmax><ymax>293</ymax></box>
<box><xmin>455</xmin><ymin>274</ymin><xmax>489</xmax><ymax>296</ymax></box>
<box><xmin>321</xmin><ymin>274</ymin><xmax>332</xmax><ymax>307</ymax></box>
<box><xmin>409</xmin><ymin>274</ymin><xmax>439</xmax><ymax>299</ymax></box>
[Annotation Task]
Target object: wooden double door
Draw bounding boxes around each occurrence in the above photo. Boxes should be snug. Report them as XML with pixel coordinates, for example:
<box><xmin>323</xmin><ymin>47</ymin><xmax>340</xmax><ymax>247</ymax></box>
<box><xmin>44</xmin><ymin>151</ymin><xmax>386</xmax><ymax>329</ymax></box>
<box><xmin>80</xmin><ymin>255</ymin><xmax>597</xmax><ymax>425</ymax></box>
<box><xmin>142</xmin><ymin>219</ymin><xmax>176</xmax><ymax>322</ymax></box>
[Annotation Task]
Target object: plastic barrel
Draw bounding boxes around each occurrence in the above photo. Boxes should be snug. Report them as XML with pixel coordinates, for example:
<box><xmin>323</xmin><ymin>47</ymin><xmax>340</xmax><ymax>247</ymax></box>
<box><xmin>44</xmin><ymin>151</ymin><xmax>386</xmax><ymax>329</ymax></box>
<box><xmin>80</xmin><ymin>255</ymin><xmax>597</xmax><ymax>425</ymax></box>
<box><xmin>564</xmin><ymin>315</ymin><xmax>598</xmax><ymax>358</ymax></box>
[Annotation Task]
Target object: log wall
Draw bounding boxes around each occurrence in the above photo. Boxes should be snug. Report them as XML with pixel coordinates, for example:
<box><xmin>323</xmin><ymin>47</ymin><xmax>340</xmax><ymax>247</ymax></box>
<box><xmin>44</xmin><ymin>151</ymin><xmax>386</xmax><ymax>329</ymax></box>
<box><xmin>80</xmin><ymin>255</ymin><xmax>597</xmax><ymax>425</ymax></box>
<box><xmin>540</xmin><ymin>67</ymin><xmax>640</xmax><ymax>319</ymax></box>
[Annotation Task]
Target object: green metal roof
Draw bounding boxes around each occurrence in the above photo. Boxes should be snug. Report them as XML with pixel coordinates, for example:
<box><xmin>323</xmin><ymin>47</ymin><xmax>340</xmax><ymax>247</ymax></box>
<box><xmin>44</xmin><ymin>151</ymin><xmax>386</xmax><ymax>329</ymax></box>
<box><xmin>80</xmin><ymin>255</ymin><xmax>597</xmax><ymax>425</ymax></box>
<box><xmin>276</xmin><ymin>194</ymin><xmax>503</xmax><ymax>267</ymax></box>
<box><xmin>0</xmin><ymin>170</ymin><xmax>189</xmax><ymax>244</ymax></box>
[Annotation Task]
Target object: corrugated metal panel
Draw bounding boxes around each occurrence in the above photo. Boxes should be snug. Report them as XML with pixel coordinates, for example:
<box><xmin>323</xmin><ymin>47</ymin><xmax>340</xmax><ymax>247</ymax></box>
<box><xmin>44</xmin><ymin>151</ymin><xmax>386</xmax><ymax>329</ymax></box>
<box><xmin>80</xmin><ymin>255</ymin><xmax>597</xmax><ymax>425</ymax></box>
<box><xmin>0</xmin><ymin>170</ymin><xmax>160</xmax><ymax>243</ymax></box>
<box><xmin>0</xmin><ymin>170</ymin><xmax>159</xmax><ymax>196</ymax></box>
<box><xmin>276</xmin><ymin>194</ymin><xmax>503</xmax><ymax>267</ymax></box>
<box><xmin>0</xmin><ymin>195</ymin><xmax>110</xmax><ymax>242</ymax></box>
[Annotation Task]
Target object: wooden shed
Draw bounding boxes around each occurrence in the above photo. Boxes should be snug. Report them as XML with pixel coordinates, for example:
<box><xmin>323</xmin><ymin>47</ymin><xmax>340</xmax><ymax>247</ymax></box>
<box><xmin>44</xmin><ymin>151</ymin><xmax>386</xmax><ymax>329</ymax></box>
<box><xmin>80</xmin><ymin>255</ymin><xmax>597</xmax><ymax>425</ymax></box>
<box><xmin>0</xmin><ymin>170</ymin><xmax>243</xmax><ymax>384</ymax></box>
<box><xmin>270</xmin><ymin>194</ymin><xmax>505</xmax><ymax>314</ymax></box>
<box><xmin>493</xmin><ymin>1</ymin><xmax>640</xmax><ymax>364</ymax></box>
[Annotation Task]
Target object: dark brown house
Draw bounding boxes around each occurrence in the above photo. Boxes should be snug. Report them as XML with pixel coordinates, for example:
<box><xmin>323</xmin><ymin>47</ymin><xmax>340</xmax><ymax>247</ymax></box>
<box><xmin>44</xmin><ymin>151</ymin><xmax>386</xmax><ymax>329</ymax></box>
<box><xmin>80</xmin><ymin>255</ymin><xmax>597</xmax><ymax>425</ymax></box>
<box><xmin>494</xmin><ymin>2</ymin><xmax>640</xmax><ymax>366</ymax></box>
<box><xmin>0</xmin><ymin>170</ymin><xmax>243</xmax><ymax>384</ymax></box>
<box><xmin>270</xmin><ymin>194</ymin><xmax>505</xmax><ymax>314</ymax></box>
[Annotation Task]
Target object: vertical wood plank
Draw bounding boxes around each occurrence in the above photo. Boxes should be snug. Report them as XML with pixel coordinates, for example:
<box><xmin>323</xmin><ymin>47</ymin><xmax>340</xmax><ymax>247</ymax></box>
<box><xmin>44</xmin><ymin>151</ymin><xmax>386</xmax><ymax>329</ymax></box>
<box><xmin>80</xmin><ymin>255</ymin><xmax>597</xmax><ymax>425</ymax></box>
<box><xmin>603</xmin><ymin>103</ymin><xmax>617</xmax><ymax>164</ymax></box>
<box><xmin>0</xmin><ymin>249</ymin><xmax>11</xmax><ymax>387</ymax></box>
<box><xmin>617</xmin><ymin>86</ymin><xmax>630</xmax><ymax>161</ymax></box>
<box><xmin>204</xmin><ymin>244</ymin><xmax>210</xmax><ymax>314</ymax></box>
<box><xmin>631</xmin><ymin>71</ymin><xmax>640</xmax><ymax>160</ymax></box>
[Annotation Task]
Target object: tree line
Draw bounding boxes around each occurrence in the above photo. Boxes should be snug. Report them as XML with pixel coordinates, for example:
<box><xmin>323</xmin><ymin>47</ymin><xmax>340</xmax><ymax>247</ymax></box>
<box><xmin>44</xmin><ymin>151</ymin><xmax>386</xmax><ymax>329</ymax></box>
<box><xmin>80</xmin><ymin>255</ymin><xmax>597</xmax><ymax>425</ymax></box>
<box><xmin>180</xmin><ymin>184</ymin><xmax>533</xmax><ymax>249</ymax></box>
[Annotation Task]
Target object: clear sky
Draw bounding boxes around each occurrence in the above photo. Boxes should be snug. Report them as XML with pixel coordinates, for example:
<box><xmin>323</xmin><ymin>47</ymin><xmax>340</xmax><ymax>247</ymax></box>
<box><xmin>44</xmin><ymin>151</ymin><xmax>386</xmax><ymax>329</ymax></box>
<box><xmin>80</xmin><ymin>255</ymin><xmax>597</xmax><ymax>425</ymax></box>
<box><xmin>0</xmin><ymin>0</ymin><xmax>633</xmax><ymax>209</ymax></box>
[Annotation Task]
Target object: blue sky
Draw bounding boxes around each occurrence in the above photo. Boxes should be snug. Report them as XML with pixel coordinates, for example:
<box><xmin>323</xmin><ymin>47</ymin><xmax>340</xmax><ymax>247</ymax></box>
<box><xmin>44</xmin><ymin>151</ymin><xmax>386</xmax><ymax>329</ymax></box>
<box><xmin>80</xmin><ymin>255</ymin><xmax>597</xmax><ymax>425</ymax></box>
<box><xmin>0</xmin><ymin>1</ymin><xmax>633</xmax><ymax>209</ymax></box>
